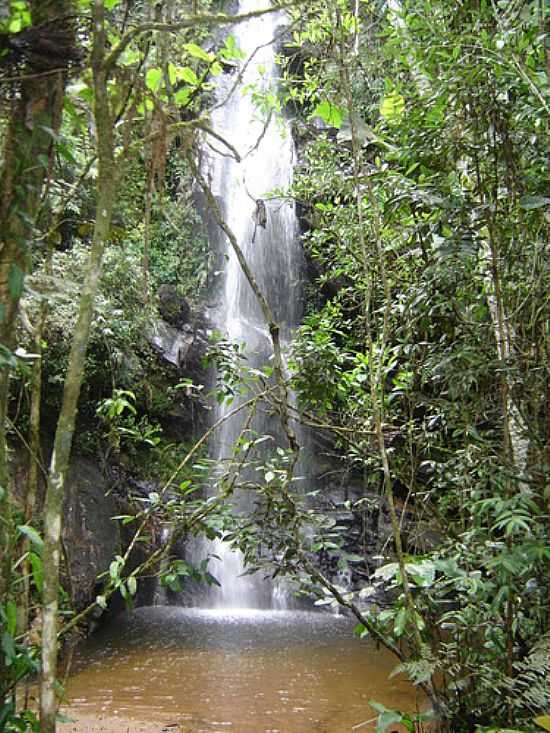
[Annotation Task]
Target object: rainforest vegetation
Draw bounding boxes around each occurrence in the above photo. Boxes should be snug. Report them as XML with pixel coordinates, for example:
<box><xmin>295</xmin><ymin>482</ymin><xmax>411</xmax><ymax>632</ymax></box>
<box><xmin>0</xmin><ymin>0</ymin><xmax>548</xmax><ymax>731</ymax></box>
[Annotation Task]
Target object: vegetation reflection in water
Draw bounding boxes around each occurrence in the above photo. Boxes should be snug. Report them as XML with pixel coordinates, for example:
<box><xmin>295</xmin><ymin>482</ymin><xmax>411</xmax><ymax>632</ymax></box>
<box><xmin>62</xmin><ymin>607</ymin><xmax>423</xmax><ymax>732</ymax></box>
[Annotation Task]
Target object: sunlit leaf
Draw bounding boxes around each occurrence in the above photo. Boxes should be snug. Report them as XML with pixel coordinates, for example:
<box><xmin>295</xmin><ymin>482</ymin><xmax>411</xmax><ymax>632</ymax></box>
<box><xmin>310</xmin><ymin>100</ymin><xmax>344</xmax><ymax>129</ymax></box>
<box><xmin>380</xmin><ymin>91</ymin><xmax>405</xmax><ymax>123</ymax></box>
<box><xmin>183</xmin><ymin>42</ymin><xmax>212</xmax><ymax>62</ymax></box>
<box><xmin>180</xmin><ymin>67</ymin><xmax>199</xmax><ymax>86</ymax></box>
<box><xmin>145</xmin><ymin>67</ymin><xmax>163</xmax><ymax>92</ymax></box>
<box><xmin>29</xmin><ymin>552</ymin><xmax>43</xmax><ymax>594</ymax></box>
<box><xmin>5</xmin><ymin>601</ymin><xmax>17</xmax><ymax>637</ymax></box>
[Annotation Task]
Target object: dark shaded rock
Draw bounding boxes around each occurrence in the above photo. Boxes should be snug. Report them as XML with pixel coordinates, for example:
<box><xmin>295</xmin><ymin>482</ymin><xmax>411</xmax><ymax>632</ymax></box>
<box><xmin>62</xmin><ymin>457</ymin><xmax>120</xmax><ymax>611</ymax></box>
<box><xmin>157</xmin><ymin>284</ymin><xmax>191</xmax><ymax>327</ymax></box>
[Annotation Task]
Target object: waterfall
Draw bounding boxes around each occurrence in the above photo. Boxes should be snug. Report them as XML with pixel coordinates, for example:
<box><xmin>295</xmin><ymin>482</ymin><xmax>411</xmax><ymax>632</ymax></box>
<box><xmin>154</xmin><ymin>525</ymin><xmax>173</xmax><ymax>606</ymax></box>
<box><xmin>197</xmin><ymin>0</ymin><xmax>304</xmax><ymax>609</ymax></box>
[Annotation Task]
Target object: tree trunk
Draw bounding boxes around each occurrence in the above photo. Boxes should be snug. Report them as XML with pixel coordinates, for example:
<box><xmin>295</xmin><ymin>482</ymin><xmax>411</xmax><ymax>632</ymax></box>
<box><xmin>39</xmin><ymin>3</ymin><xmax>117</xmax><ymax>729</ymax></box>
<box><xmin>0</xmin><ymin>0</ymin><xmax>74</xmax><ymax>708</ymax></box>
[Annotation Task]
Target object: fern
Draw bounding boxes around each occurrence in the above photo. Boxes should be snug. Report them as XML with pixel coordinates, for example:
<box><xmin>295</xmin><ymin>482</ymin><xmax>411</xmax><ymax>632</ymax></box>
<box><xmin>391</xmin><ymin>647</ymin><xmax>438</xmax><ymax>685</ymax></box>
<box><xmin>512</xmin><ymin>634</ymin><xmax>550</xmax><ymax>715</ymax></box>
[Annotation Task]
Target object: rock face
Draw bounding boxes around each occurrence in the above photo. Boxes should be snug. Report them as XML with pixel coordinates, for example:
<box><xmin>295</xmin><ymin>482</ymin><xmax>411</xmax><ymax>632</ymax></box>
<box><xmin>147</xmin><ymin>291</ymin><xmax>211</xmax><ymax>372</ymax></box>
<box><xmin>157</xmin><ymin>284</ymin><xmax>191</xmax><ymax>328</ymax></box>
<box><xmin>146</xmin><ymin>319</ymin><xmax>195</xmax><ymax>368</ymax></box>
<box><xmin>62</xmin><ymin>458</ymin><xmax>120</xmax><ymax>611</ymax></box>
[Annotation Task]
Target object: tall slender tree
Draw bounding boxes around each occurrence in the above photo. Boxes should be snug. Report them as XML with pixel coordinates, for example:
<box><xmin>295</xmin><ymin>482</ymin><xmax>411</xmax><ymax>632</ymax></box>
<box><xmin>0</xmin><ymin>0</ymin><xmax>76</xmax><ymax>708</ymax></box>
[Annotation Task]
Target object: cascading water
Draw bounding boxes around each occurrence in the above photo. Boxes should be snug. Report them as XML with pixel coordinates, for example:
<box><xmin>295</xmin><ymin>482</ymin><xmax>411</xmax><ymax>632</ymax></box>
<box><xmin>198</xmin><ymin>0</ymin><xmax>304</xmax><ymax>609</ymax></box>
<box><xmin>59</xmin><ymin>16</ymin><xmax>426</xmax><ymax>726</ymax></box>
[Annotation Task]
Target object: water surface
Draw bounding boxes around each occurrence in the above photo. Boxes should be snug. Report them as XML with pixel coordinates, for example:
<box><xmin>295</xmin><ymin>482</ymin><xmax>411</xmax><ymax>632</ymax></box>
<box><xmin>64</xmin><ymin>607</ymin><xmax>422</xmax><ymax>732</ymax></box>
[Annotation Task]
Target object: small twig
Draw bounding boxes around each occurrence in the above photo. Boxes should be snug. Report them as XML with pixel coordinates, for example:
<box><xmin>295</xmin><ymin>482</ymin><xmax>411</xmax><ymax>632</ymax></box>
<box><xmin>351</xmin><ymin>716</ymin><xmax>377</xmax><ymax>730</ymax></box>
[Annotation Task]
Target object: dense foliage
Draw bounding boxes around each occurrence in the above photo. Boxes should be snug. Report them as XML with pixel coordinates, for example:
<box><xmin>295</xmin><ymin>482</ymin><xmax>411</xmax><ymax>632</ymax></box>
<box><xmin>0</xmin><ymin>0</ymin><xmax>548</xmax><ymax>732</ymax></box>
<box><xmin>277</xmin><ymin>0</ymin><xmax>549</xmax><ymax>729</ymax></box>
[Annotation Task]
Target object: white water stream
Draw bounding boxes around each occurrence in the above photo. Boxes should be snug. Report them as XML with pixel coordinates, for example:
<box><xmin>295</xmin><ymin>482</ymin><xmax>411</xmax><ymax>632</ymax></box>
<box><xmin>198</xmin><ymin>0</ymin><xmax>304</xmax><ymax>609</ymax></box>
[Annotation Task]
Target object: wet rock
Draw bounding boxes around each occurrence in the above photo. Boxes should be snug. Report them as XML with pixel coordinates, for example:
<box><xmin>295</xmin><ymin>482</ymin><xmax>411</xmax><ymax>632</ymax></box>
<box><xmin>146</xmin><ymin>319</ymin><xmax>194</xmax><ymax>368</ymax></box>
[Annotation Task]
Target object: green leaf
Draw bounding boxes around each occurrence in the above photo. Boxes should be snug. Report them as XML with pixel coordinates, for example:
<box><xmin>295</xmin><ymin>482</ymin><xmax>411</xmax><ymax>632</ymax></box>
<box><xmin>535</xmin><ymin>717</ymin><xmax>550</xmax><ymax>732</ymax></box>
<box><xmin>68</xmin><ymin>80</ymin><xmax>94</xmax><ymax>103</ymax></box>
<box><xmin>163</xmin><ymin>573</ymin><xmax>182</xmax><ymax>592</ymax></box>
<box><xmin>127</xmin><ymin>576</ymin><xmax>137</xmax><ymax>596</ymax></box>
<box><xmin>5</xmin><ymin>601</ymin><xmax>17</xmax><ymax>637</ymax></box>
<box><xmin>519</xmin><ymin>195</ymin><xmax>550</xmax><ymax>210</ymax></box>
<box><xmin>17</xmin><ymin>524</ymin><xmax>43</xmax><ymax>549</ymax></box>
<box><xmin>145</xmin><ymin>67</ymin><xmax>163</xmax><ymax>92</ymax></box>
<box><xmin>174</xmin><ymin>88</ymin><xmax>191</xmax><ymax>107</ymax></box>
<box><xmin>373</xmin><ymin>562</ymin><xmax>399</xmax><ymax>582</ymax></box>
<box><xmin>104</xmin><ymin>0</ymin><xmax>121</xmax><ymax>9</ymax></box>
<box><xmin>407</xmin><ymin>559</ymin><xmax>436</xmax><ymax>587</ymax></box>
<box><xmin>180</xmin><ymin>67</ymin><xmax>199</xmax><ymax>86</ymax></box>
<box><xmin>310</xmin><ymin>100</ymin><xmax>344</xmax><ymax>129</ymax></box>
<box><xmin>376</xmin><ymin>710</ymin><xmax>401</xmax><ymax>733</ymax></box>
<box><xmin>2</xmin><ymin>632</ymin><xmax>16</xmax><ymax>665</ymax></box>
<box><xmin>29</xmin><ymin>552</ymin><xmax>43</xmax><ymax>594</ymax></box>
<box><xmin>137</xmin><ymin>99</ymin><xmax>154</xmax><ymax>114</ymax></box>
<box><xmin>369</xmin><ymin>700</ymin><xmax>391</xmax><ymax>714</ymax></box>
<box><xmin>119</xmin><ymin>47</ymin><xmax>140</xmax><ymax>66</ymax></box>
<box><xmin>96</xmin><ymin>594</ymin><xmax>107</xmax><ymax>610</ymax></box>
<box><xmin>220</xmin><ymin>35</ymin><xmax>246</xmax><ymax>61</ymax></box>
<box><xmin>57</xmin><ymin>141</ymin><xmax>77</xmax><ymax>165</ymax></box>
<box><xmin>394</xmin><ymin>606</ymin><xmax>408</xmax><ymax>637</ymax></box>
<box><xmin>109</xmin><ymin>559</ymin><xmax>120</xmax><ymax>581</ymax></box>
<box><xmin>167</xmin><ymin>62</ymin><xmax>178</xmax><ymax>86</ymax></box>
<box><xmin>183</xmin><ymin>42</ymin><xmax>212</xmax><ymax>62</ymax></box>
<box><xmin>369</xmin><ymin>701</ymin><xmax>403</xmax><ymax>733</ymax></box>
<box><xmin>380</xmin><ymin>91</ymin><xmax>405</xmax><ymax>123</ymax></box>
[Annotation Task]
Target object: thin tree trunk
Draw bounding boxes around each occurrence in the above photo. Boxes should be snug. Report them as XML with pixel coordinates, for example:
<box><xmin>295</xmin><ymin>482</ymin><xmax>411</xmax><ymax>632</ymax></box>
<box><xmin>17</xmin><ymin>300</ymin><xmax>47</xmax><ymax>640</ymax></box>
<box><xmin>39</xmin><ymin>3</ymin><xmax>117</xmax><ymax>729</ymax></box>
<box><xmin>337</xmin><ymin>30</ymin><xmax>424</xmax><ymax>656</ymax></box>
<box><xmin>142</xmin><ymin>172</ymin><xmax>154</xmax><ymax>303</ymax></box>
<box><xmin>0</xmin><ymin>372</ymin><xmax>13</xmax><ymax>707</ymax></box>
<box><xmin>0</xmin><ymin>0</ymin><xmax>74</xmax><ymax>708</ymax></box>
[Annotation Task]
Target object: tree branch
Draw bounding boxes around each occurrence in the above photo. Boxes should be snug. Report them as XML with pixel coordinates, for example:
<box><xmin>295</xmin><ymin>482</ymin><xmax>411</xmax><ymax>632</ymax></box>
<box><xmin>105</xmin><ymin>2</ymin><xmax>309</xmax><ymax>77</ymax></box>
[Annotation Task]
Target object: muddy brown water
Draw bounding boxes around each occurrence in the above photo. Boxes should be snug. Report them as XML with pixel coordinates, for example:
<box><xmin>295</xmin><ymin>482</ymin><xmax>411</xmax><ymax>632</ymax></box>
<box><xmin>62</xmin><ymin>607</ymin><xmax>423</xmax><ymax>733</ymax></box>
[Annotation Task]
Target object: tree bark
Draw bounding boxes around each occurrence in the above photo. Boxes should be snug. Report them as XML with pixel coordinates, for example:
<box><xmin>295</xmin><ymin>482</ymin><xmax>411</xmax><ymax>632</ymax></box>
<box><xmin>0</xmin><ymin>0</ymin><xmax>74</xmax><ymax>709</ymax></box>
<box><xmin>39</xmin><ymin>3</ymin><xmax>117</xmax><ymax>729</ymax></box>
